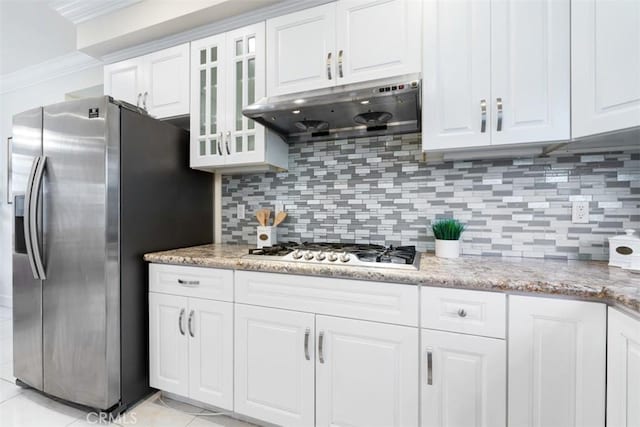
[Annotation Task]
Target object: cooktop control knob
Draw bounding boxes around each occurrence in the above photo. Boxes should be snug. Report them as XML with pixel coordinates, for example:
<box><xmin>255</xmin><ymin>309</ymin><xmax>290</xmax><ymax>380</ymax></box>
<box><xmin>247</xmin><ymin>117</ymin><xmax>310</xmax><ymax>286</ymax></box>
<box><xmin>292</xmin><ymin>250</ymin><xmax>303</xmax><ymax>260</ymax></box>
<box><xmin>316</xmin><ymin>252</ymin><xmax>326</xmax><ymax>261</ymax></box>
<box><xmin>327</xmin><ymin>252</ymin><xmax>338</xmax><ymax>262</ymax></box>
<box><xmin>339</xmin><ymin>252</ymin><xmax>351</xmax><ymax>263</ymax></box>
<box><xmin>303</xmin><ymin>251</ymin><xmax>314</xmax><ymax>260</ymax></box>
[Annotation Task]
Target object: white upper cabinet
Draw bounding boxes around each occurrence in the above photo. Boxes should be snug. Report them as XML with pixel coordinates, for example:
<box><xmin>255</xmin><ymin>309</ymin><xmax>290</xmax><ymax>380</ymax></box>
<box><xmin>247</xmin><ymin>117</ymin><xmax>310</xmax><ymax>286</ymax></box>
<box><xmin>316</xmin><ymin>315</ymin><xmax>419</xmax><ymax>427</ymax></box>
<box><xmin>191</xmin><ymin>23</ymin><xmax>288</xmax><ymax>173</ymax></box>
<box><xmin>267</xmin><ymin>0</ymin><xmax>421</xmax><ymax>96</ymax></box>
<box><xmin>267</xmin><ymin>3</ymin><xmax>337</xmax><ymax>96</ymax></box>
<box><xmin>422</xmin><ymin>0</ymin><xmax>491</xmax><ymax>150</ymax></box>
<box><xmin>104</xmin><ymin>43</ymin><xmax>190</xmax><ymax>118</ymax></box>
<box><xmin>422</xmin><ymin>0</ymin><xmax>570</xmax><ymax>152</ymax></box>
<box><xmin>508</xmin><ymin>296</ymin><xmax>606</xmax><ymax>427</ymax></box>
<box><xmin>572</xmin><ymin>0</ymin><xmax>640</xmax><ymax>138</ymax></box>
<box><xmin>335</xmin><ymin>0</ymin><xmax>421</xmax><ymax>85</ymax></box>
<box><xmin>491</xmin><ymin>0</ymin><xmax>570</xmax><ymax>145</ymax></box>
<box><xmin>607</xmin><ymin>308</ymin><xmax>640</xmax><ymax>427</ymax></box>
<box><xmin>421</xmin><ymin>329</ymin><xmax>506</xmax><ymax>427</ymax></box>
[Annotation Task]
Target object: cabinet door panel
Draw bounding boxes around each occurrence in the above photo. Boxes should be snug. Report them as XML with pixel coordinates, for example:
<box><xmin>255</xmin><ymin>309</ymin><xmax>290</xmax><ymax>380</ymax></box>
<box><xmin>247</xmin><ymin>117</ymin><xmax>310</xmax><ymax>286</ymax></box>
<box><xmin>149</xmin><ymin>292</ymin><xmax>189</xmax><ymax>397</ymax></box>
<box><xmin>421</xmin><ymin>329</ymin><xmax>505</xmax><ymax>427</ymax></box>
<box><xmin>316</xmin><ymin>315</ymin><xmax>418</xmax><ymax>427</ymax></box>
<box><xmin>422</xmin><ymin>0</ymin><xmax>491</xmax><ymax>151</ymax></box>
<box><xmin>188</xmin><ymin>298</ymin><xmax>233</xmax><ymax>410</ymax></box>
<box><xmin>104</xmin><ymin>60</ymin><xmax>143</xmax><ymax>106</ymax></box>
<box><xmin>225</xmin><ymin>23</ymin><xmax>266</xmax><ymax>165</ymax></box>
<box><xmin>266</xmin><ymin>3</ymin><xmax>336</xmax><ymax>96</ymax></box>
<box><xmin>336</xmin><ymin>0</ymin><xmax>421</xmax><ymax>84</ymax></box>
<box><xmin>191</xmin><ymin>34</ymin><xmax>226</xmax><ymax>169</ymax></box>
<box><xmin>146</xmin><ymin>43</ymin><xmax>190</xmax><ymax>118</ymax></box>
<box><xmin>508</xmin><ymin>296</ymin><xmax>606</xmax><ymax>427</ymax></box>
<box><xmin>234</xmin><ymin>304</ymin><xmax>315</xmax><ymax>426</ymax></box>
<box><xmin>491</xmin><ymin>0</ymin><xmax>570</xmax><ymax>144</ymax></box>
<box><xmin>607</xmin><ymin>308</ymin><xmax>640</xmax><ymax>427</ymax></box>
<box><xmin>572</xmin><ymin>0</ymin><xmax>640</xmax><ymax>137</ymax></box>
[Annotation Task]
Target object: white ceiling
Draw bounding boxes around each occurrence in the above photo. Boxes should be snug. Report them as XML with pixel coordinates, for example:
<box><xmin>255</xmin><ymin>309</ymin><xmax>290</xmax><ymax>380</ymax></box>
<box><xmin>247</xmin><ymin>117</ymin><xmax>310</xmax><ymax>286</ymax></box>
<box><xmin>0</xmin><ymin>1</ymin><xmax>77</xmax><ymax>75</ymax></box>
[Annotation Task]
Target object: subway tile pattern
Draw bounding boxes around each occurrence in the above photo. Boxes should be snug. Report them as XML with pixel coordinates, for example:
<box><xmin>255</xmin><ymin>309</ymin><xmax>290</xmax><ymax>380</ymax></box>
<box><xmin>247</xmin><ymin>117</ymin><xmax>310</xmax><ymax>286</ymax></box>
<box><xmin>221</xmin><ymin>134</ymin><xmax>640</xmax><ymax>261</ymax></box>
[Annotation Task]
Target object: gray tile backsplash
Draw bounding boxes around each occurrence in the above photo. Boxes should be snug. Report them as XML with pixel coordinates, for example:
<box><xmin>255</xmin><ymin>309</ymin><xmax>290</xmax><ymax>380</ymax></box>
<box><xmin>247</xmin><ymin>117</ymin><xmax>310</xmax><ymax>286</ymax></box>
<box><xmin>222</xmin><ymin>134</ymin><xmax>640</xmax><ymax>260</ymax></box>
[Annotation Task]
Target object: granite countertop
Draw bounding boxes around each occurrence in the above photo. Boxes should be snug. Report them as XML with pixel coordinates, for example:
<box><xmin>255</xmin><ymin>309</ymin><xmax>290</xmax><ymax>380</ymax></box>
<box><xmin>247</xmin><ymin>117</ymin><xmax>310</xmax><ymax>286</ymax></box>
<box><xmin>144</xmin><ymin>244</ymin><xmax>640</xmax><ymax>315</ymax></box>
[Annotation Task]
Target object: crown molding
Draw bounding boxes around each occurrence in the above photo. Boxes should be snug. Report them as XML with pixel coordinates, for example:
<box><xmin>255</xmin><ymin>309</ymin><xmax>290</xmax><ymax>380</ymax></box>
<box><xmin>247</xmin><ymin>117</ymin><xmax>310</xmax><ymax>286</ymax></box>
<box><xmin>101</xmin><ymin>0</ymin><xmax>333</xmax><ymax>64</ymax></box>
<box><xmin>0</xmin><ymin>51</ymin><xmax>102</xmax><ymax>95</ymax></box>
<box><xmin>48</xmin><ymin>0</ymin><xmax>143</xmax><ymax>25</ymax></box>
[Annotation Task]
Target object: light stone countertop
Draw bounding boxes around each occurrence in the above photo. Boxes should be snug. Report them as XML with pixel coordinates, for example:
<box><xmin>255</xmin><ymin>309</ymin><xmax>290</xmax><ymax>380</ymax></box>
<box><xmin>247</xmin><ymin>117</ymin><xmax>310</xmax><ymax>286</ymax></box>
<box><xmin>144</xmin><ymin>244</ymin><xmax>640</xmax><ymax>315</ymax></box>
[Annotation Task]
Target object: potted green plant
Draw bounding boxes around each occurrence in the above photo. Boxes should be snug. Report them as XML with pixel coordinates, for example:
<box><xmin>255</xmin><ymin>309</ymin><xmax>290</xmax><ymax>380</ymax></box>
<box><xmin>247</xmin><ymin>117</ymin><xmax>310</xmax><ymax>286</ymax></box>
<box><xmin>431</xmin><ymin>218</ymin><xmax>465</xmax><ymax>258</ymax></box>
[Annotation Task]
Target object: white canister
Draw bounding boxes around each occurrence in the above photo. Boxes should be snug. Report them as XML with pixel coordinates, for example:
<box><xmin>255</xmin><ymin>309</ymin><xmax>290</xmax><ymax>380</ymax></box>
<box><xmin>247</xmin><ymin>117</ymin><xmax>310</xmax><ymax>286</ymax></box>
<box><xmin>257</xmin><ymin>226</ymin><xmax>277</xmax><ymax>248</ymax></box>
<box><xmin>609</xmin><ymin>229</ymin><xmax>640</xmax><ymax>269</ymax></box>
<box><xmin>435</xmin><ymin>239</ymin><xmax>460</xmax><ymax>259</ymax></box>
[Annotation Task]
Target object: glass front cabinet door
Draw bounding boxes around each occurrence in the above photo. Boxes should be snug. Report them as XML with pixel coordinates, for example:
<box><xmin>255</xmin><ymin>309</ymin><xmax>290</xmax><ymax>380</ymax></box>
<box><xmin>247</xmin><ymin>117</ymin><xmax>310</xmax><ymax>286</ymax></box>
<box><xmin>190</xmin><ymin>22</ymin><xmax>287</xmax><ymax>172</ymax></box>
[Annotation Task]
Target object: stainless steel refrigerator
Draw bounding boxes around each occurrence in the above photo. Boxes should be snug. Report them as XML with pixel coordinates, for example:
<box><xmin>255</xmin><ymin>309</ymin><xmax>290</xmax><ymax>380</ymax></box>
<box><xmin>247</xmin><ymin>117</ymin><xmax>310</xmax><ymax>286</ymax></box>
<box><xmin>10</xmin><ymin>96</ymin><xmax>213</xmax><ymax>413</ymax></box>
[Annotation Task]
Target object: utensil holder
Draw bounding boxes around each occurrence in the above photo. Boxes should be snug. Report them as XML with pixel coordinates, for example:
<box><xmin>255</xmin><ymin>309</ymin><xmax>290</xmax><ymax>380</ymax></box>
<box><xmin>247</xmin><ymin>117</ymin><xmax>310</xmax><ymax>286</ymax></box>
<box><xmin>257</xmin><ymin>226</ymin><xmax>276</xmax><ymax>248</ymax></box>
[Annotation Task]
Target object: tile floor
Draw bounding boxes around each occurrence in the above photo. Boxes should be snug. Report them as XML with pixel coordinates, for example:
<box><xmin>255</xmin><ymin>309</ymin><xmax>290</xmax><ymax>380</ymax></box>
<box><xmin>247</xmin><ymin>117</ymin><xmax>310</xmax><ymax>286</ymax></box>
<box><xmin>0</xmin><ymin>306</ymin><xmax>256</xmax><ymax>427</ymax></box>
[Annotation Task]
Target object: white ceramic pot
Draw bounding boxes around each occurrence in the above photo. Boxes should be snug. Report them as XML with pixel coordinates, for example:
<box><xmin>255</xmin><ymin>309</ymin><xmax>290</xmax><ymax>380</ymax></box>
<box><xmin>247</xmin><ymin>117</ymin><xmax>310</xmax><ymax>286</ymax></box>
<box><xmin>257</xmin><ymin>226</ymin><xmax>277</xmax><ymax>248</ymax></box>
<box><xmin>435</xmin><ymin>239</ymin><xmax>460</xmax><ymax>259</ymax></box>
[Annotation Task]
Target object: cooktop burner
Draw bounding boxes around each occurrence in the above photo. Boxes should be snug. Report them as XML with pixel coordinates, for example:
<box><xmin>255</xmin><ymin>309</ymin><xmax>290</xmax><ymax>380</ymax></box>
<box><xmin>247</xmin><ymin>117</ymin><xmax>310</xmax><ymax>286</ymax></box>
<box><xmin>246</xmin><ymin>242</ymin><xmax>419</xmax><ymax>270</ymax></box>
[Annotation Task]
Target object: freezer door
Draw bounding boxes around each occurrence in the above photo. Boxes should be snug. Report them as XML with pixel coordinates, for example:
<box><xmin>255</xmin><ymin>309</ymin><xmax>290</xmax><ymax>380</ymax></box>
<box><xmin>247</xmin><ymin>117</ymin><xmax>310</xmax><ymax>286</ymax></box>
<box><xmin>12</xmin><ymin>107</ymin><xmax>44</xmax><ymax>390</ymax></box>
<box><xmin>41</xmin><ymin>97</ymin><xmax>121</xmax><ymax>410</ymax></box>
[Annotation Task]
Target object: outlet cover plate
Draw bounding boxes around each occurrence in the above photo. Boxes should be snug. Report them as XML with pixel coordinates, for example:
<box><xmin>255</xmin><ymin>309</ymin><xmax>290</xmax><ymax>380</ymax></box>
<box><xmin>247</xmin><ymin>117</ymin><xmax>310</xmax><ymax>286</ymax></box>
<box><xmin>572</xmin><ymin>201</ymin><xmax>589</xmax><ymax>224</ymax></box>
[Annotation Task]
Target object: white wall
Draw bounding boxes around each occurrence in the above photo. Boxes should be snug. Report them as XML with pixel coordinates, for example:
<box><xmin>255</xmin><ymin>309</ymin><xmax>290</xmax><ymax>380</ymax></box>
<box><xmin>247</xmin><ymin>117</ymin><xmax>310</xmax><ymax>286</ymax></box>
<box><xmin>0</xmin><ymin>65</ymin><xmax>104</xmax><ymax>307</ymax></box>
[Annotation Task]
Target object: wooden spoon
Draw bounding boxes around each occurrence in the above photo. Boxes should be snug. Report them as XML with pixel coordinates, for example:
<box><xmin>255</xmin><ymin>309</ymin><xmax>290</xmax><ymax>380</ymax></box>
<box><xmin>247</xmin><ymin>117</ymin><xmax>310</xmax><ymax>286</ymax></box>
<box><xmin>264</xmin><ymin>208</ymin><xmax>272</xmax><ymax>226</ymax></box>
<box><xmin>255</xmin><ymin>209</ymin><xmax>267</xmax><ymax>226</ymax></box>
<box><xmin>273</xmin><ymin>211</ymin><xmax>287</xmax><ymax>227</ymax></box>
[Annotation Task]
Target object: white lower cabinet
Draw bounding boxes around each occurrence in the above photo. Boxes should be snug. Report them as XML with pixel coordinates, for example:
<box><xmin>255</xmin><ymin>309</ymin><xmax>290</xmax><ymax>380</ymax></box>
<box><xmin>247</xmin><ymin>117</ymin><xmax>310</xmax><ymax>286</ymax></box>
<box><xmin>607</xmin><ymin>308</ymin><xmax>640</xmax><ymax>427</ymax></box>
<box><xmin>234</xmin><ymin>304</ymin><xmax>316</xmax><ymax>427</ymax></box>
<box><xmin>316</xmin><ymin>315</ymin><xmax>419</xmax><ymax>427</ymax></box>
<box><xmin>508</xmin><ymin>295</ymin><xmax>606</xmax><ymax>427</ymax></box>
<box><xmin>234</xmin><ymin>304</ymin><xmax>419</xmax><ymax>427</ymax></box>
<box><xmin>421</xmin><ymin>329</ymin><xmax>506</xmax><ymax>427</ymax></box>
<box><xmin>149</xmin><ymin>292</ymin><xmax>233</xmax><ymax>410</ymax></box>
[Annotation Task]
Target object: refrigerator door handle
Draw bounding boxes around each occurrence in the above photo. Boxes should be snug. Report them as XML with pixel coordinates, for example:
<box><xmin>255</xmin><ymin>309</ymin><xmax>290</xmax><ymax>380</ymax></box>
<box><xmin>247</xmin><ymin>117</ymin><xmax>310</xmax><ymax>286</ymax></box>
<box><xmin>24</xmin><ymin>156</ymin><xmax>41</xmax><ymax>279</ymax></box>
<box><xmin>30</xmin><ymin>156</ymin><xmax>47</xmax><ymax>280</ymax></box>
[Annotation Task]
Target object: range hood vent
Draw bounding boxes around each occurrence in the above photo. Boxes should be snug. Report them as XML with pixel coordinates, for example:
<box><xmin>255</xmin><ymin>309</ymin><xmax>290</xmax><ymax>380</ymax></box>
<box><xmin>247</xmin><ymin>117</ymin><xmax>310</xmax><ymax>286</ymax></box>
<box><xmin>243</xmin><ymin>74</ymin><xmax>421</xmax><ymax>143</ymax></box>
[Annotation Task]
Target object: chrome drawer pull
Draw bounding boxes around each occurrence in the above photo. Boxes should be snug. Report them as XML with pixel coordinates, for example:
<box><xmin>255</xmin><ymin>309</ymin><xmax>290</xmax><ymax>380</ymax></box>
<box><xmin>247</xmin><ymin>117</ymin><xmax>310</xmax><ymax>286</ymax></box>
<box><xmin>496</xmin><ymin>97</ymin><xmax>503</xmax><ymax>132</ymax></box>
<box><xmin>177</xmin><ymin>279</ymin><xmax>200</xmax><ymax>286</ymax></box>
<box><xmin>318</xmin><ymin>331</ymin><xmax>325</xmax><ymax>363</ymax></box>
<box><xmin>338</xmin><ymin>50</ymin><xmax>344</xmax><ymax>78</ymax></box>
<box><xmin>480</xmin><ymin>99</ymin><xmax>487</xmax><ymax>133</ymax></box>
<box><xmin>304</xmin><ymin>328</ymin><xmax>311</xmax><ymax>361</ymax></box>
<box><xmin>457</xmin><ymin>308</ymin><xmax>467</xmax><ymax>318</ymax></box>
<box><xmin>326</xmin><ymin>52</ymin><xmax>332</xmax><ymax>80</ymax></box>
<box><xmin>426</xmin><ymin>350</ymin><xmax>433</xmax><ymax>385</ymax></box>
<box><xmin>188</xmin><ymin>310</ymin><xmax>195</xmax><ymax>337</ymax></box>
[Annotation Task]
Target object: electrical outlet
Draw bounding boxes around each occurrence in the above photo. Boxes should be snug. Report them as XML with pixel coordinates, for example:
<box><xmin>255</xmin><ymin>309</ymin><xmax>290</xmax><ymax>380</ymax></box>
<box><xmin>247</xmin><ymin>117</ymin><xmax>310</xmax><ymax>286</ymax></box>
<box><xmin>572</xmin><ymin>201</ymin><xmax>589</xmax><ymax>224</ymax></box>
<box><xmin>274</xmin><ymin>201</ymin><xmax>284</xmax><ymax>213</ymax></box>
<box><xmin>237</xmin><ymin>204</ymin><xmax>245</xmax><ymax>220</ymax></box>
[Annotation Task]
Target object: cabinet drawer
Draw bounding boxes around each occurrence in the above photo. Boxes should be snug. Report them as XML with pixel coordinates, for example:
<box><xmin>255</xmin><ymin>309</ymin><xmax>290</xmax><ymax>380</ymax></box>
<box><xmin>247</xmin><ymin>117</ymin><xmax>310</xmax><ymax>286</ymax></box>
<box><xmin>235</xmin><ymin>271</ymin><xmax>418</xmax><ymax>326</ymax></box>
<box><xmin>421</xmin><ymin>287</ymin><xmax>506</xmax><ymax>338</ymax></box>
<box><xmin>149</xmin><ymin>264</ymin><xmax>233</xmax><ymax>302</ymax></box>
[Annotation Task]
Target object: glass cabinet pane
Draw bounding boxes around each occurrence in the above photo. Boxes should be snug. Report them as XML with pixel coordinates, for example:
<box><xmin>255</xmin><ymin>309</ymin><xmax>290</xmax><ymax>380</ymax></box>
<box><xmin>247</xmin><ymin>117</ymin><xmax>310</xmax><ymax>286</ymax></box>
<box><xmin>248</xmin><ymin>135</ymin><xmax>255</xmax><ymax>151</ymax></box>
<box><xmin>199</xmin><ymin>69</ymin><xmax>206</xmax><ymax>136</ymax></box>
<box><xmin>235</xmin><ymin>39</ymin><xmax>243</xmax><ymax>56</ymax></box>
<box><xmin>248</xmin><ymin>36</ymin><xmax>255</xmax><ymax>54</ymax></box>
<box><xmin>200</xmin><ymin>49</ymin><xmax>206</xmax><ymax>65</ymax></box>
<box><xmin>248</xmin><ymin>58</ymin><xmax>255</xmax><ymax>130</ymax></box>
<box><xmin>199</xmin><ymin>140</ymin><xmax>206</xmax><ymax>156</ymax></box>
<box><xmin>235</xmin><ymin>61</ymin><xmax>243</xmax><ymax>131</ymax></box>
<box><xmin>210</xmin><ymin>47</ymin><xmax>217</xmax><ymax>62</ymax></box>
<box><xmin>210</xmin><ymin>139</ymin><xmax>217</xmax><ymax>156</ymax></box>
<box><xmin>236</xmin><ymin>136</ymin><xmax>243</xmax><ymax>153</ymax></box>
<box><xmin>210</xmin><ymin>66</ymin><xmax>217</xmax><ymax>134</ymax></box>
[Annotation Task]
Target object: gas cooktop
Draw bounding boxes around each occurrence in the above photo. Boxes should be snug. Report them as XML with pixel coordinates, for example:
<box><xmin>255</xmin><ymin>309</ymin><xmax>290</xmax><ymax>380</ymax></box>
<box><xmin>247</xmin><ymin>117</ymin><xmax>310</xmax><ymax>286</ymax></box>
<box><xmin>244</xmin><ymin>242</ymin><xmax>420</xmax><ymax>270</ymax></box>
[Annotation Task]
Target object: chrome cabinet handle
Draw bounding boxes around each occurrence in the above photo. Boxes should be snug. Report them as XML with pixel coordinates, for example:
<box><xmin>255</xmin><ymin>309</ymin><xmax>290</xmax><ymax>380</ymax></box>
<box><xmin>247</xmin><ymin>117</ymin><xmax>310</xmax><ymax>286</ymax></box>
<box><xmin>225</xmin><ymin>131</ymin><xmax>231</xmax><ymax>155</ymax></box>
<box><xmin>216</xmin><ymin>134</ymin><xmax>222</xmax><ymax>156</ymax></box>
<box><xmin>6</xmin><ymin>137</ymin><xmax>12</xmax><ymax>204</ymax></box>
<box><xmin>143</xmin><ymin>91</ymin><xmax>148</xmax><ymax>110</ymax></box>
<box><xmin>177</xmin><ymin>279</ymin><xmax>200</xmax><ymax>286</ymax></box>
<box><xmin>178</xmin><ymin>308</ymin><xmax>186</xmax><ymax>335</ymax></box>
<box><xmin>457</xmin><ymin>308</ymin><xmax>467</xmax><ymax>318</ymax></box>
<box><xmin>30</xmin><ymin>156</ymin><xmax>47</xmax><ymax>280</ymax></box>
<box><xmin>136</xmin><ymin>93</ymin><xmax>141</xmax><ymax>107</ymax></box>
<box><xmin>480</xmin><ymin>99</ymin><xmax>487</xmax><ymax>133</ymax></box>
<box><xmin>338</xmin><ymin>50</ymin><xmax>344</xmax><ymax>78</ymax></box>
<box><xmin>318</xmin><ymin>331</ymin><xmax>325</xmax><ymax>364</ymax></box>
<box><xmin>24</xmin><ymin>157</ymin><xmax>40</xmax><ymax>279</ymax></box>
<box><xmin>496</xmin><ymin>97</ymin><xmax>503</xmax><ymax>132</ymax></box>
<box><xmin>188</xmin><ymin>310</ymin><xmax>195</xmax><ymax>337</ymax></box>
<box><xmin>426</xmin><ymin>350</ymin><xmax>433</xmax><ymax>385</ymax></box>
<box><xmin>326</xmin><ymin>52</ymin><xmax>332</xmax><ymax>80</ymax></box>
<box><xmin>304</xmin><ymin>328</ymin><xmax>311</xmax><ymax>361</ymax></box>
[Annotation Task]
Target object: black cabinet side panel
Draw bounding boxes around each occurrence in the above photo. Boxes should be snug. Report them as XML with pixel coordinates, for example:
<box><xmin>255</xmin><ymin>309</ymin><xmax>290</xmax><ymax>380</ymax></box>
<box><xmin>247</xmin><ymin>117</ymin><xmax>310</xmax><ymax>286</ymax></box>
<box><xmin>119</xmin><ymin>109</ymin><xmax>213</xmax><ymax>406</ymax></box>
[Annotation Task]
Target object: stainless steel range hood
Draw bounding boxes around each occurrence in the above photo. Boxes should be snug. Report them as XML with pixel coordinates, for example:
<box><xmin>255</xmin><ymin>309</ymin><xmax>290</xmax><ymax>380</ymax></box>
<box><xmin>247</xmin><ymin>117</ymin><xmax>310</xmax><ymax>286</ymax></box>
<box><xmin>243</xmin><ymin>74</ymin><xmax>421</xmax><ymax>143</ymax></box>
